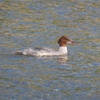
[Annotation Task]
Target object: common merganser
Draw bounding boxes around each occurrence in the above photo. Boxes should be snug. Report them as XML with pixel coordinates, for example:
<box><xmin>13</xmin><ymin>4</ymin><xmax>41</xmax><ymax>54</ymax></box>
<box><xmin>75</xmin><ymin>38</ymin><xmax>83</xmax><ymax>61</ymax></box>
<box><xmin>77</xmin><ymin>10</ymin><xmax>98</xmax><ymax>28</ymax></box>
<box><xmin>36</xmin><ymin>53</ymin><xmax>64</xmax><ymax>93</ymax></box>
<box><xmin>16</xmin><ymin>36</ymin><xmax>76</xmax><ymax>57</ymax></box>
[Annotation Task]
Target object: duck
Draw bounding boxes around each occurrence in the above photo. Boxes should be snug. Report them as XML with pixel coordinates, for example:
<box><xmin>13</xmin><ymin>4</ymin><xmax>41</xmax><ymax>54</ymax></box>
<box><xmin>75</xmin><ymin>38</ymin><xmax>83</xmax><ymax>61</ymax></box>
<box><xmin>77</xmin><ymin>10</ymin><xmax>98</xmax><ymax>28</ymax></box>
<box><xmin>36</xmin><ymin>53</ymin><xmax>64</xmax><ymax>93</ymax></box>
<box><xmin>16</xmin><ymin>35</ymin><xmax>76</xmax><ymax>57</ymax></box>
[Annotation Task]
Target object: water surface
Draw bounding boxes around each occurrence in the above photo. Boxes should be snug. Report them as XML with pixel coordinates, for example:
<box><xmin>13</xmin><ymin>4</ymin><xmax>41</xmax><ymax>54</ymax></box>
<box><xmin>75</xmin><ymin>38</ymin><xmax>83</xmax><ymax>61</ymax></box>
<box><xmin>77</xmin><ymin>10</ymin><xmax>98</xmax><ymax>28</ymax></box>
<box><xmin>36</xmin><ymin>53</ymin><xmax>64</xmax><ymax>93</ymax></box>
<box><xmin>0</xmin><ymin>0</ymin><xmax>100</xmax><ymax>100</ymax></box>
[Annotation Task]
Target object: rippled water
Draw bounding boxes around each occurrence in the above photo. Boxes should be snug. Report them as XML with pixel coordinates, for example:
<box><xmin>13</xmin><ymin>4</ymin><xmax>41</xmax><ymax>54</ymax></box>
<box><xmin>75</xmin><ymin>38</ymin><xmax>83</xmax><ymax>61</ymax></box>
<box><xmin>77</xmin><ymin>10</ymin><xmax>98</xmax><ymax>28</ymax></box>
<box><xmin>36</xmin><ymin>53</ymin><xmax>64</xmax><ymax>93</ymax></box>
<box><xmin>0</xmin><ymin>0</ymin><xmax>100</xmax><ymax>100</ymax></box>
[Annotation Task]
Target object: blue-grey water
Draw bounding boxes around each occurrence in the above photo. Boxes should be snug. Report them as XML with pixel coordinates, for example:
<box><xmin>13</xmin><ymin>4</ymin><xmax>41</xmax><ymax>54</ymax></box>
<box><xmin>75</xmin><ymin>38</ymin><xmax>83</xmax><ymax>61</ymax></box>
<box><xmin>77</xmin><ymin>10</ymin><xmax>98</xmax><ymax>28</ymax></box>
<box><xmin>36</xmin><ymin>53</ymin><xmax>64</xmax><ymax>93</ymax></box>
<box><xmin>0</xmin><ymin>0</ymin><xmax>100</xmax><ymax>100</ymax></box>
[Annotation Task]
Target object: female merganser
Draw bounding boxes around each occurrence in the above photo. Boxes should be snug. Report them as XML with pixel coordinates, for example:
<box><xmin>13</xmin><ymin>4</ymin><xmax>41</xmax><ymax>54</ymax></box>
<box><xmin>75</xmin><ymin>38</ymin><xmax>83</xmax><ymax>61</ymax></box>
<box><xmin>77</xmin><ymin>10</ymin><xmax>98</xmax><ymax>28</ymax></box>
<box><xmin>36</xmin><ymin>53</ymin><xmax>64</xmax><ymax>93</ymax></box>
<box><xmin>16</xmin><ymin>35</ymin><xmax>76</xmax><ymax>57</ymax></box>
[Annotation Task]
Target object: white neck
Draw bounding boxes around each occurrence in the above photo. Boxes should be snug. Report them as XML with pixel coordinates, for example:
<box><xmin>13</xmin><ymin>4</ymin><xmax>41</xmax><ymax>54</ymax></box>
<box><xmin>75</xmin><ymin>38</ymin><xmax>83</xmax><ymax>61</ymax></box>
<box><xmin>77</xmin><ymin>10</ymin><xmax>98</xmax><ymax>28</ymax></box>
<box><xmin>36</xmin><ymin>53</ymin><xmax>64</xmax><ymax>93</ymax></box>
<box><xmin>59</xmin><ymin>46</ymin><xmax>68</xmax><ymax>54</ymax></box>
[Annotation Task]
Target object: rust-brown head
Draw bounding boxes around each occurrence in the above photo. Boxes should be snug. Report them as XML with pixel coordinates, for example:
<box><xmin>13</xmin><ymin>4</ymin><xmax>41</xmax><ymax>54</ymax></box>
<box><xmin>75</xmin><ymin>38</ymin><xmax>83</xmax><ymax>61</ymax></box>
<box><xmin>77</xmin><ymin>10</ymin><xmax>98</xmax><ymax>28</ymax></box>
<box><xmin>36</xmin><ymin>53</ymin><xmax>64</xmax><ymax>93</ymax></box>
<box><xmin>58</xmin><ymin>36</ymin><xmax>76</xmax><ymax>46</ymax></box>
